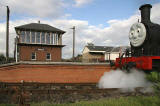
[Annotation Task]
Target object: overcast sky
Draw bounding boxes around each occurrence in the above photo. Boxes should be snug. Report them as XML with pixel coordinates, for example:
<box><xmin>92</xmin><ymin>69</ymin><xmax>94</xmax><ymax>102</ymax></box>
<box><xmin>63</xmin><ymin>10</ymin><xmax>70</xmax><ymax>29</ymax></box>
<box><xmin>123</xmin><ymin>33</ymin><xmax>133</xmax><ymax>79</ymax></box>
<box><xmin>0</xmin><ymin>0</ymin><xmax>160</xmax><ymax>58</ymax></box>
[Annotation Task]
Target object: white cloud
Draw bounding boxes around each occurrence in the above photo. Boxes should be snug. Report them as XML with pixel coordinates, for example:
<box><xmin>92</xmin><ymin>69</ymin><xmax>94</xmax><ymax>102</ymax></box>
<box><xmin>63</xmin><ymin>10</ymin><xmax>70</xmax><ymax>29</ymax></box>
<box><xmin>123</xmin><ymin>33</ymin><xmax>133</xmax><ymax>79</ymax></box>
<box><xmin>74</xmin><ymin>0</ymin><xmax>93</xmax><ymax>7</ymax></box>
<box><xmin>151</xmin><ymin>3</ymin><xmax>160</xmax><ymax>24</ymax></box>
<box><xmin>0</xmin><ymin>3</ymin><xmax>160</xmax><ymax>59</ymax></box>
<box><xmin>0</xmin><ymin>0</ymin><xmax>65</xmax><ymax>18</ymax></box>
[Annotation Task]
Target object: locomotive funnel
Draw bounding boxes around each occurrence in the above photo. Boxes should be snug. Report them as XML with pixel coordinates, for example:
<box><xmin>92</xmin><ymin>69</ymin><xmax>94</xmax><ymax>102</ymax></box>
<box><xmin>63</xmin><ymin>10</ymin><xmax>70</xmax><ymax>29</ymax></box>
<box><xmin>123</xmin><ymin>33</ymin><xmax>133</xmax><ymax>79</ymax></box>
<box><xmin>139</xmin><ymin>4</ymin><xmax>152</xmax><ymax>23</ymax></box>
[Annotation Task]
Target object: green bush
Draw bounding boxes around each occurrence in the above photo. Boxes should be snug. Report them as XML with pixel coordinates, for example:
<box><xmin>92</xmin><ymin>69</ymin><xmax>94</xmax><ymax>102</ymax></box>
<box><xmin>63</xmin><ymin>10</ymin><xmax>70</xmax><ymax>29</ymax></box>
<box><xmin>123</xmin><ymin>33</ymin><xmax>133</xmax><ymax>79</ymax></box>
<box><xmin>0</xmin><ymin>54</ymin><xmax>6</xmax><ymax>61</ymax></box>
<box><xmin>147</xmin><ymin>72</ymin><xmax>160</xmax><ymax>82</ymax></box>
<box><xmin>147</xmin><ymin>71</ymin><xmax>160</xmax><ymax>97</ymax></box>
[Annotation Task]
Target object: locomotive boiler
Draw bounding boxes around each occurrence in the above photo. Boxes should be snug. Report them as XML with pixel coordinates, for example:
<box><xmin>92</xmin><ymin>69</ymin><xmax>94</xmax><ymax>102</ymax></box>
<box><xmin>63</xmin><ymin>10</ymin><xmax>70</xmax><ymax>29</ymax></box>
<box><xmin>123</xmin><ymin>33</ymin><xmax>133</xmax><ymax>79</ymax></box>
<box><xmin>115</xmin><ymin>4</ymin><xmax>160</xmax><ymax>71</ymax></box>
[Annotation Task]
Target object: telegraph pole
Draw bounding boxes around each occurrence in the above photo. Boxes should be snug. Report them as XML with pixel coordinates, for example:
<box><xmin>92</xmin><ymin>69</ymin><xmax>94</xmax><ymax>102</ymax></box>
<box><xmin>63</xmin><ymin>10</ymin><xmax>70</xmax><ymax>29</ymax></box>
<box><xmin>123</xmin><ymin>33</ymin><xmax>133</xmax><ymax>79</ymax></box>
<box><xmin>6</xmin><ymin>6</ymin><xmax>10</xmax><ymax>62</ymax></box>
<box><xmin>71</xmin><ymin>26</ymin><xmax>75</xmax><ymax>60</ymax></box>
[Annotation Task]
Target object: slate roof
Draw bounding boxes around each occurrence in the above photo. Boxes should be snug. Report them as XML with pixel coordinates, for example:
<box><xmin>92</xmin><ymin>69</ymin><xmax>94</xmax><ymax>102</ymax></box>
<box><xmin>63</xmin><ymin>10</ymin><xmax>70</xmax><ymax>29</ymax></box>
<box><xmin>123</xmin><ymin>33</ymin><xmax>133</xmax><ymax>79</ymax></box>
<box><xmin>15</xmin><ymin>23</ymin><xmax>65</xmax><ymax>33</ymax></box>
<box><xmin>87</xmin><ymin>46</ymin><xmax>113</xmax><ymax>52</ymax></box>
<box><xmin>110</xmin><ymin>46</ymin><xmax>131</xmax><ymax>52</ymax></box>
<box><xmin>111</xmin><ymin>47</ymin><xmax>121</xmax><ymax>52</ymax></box>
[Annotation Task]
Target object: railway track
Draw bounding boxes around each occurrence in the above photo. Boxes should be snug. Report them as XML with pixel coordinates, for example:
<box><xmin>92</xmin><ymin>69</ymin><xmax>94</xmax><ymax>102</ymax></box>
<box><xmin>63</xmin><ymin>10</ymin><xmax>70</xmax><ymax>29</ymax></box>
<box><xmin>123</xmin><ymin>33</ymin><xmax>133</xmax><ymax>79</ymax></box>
<box><xmin>0</xmin><ymin>82</ymin><xmax>147</xmax><ymax>93</ymax></box>
<box><xmin>0</xmin><ymin>82</ymin><xmax>153</xmax><ymax>104</ymax></box>
<box><xmin>0</xmin><ymin>82</ymin><xmax>98</xmax><ymax>90</ymax></box>
<box><xmin>0</xmin><ymin>88</ymin><xmax>120</xmax><ymax>94</ymax></box>
<box><xmin>0</xmin><ymin>82</ymin><xmax>97</xmax><ymax>86</ymax></box>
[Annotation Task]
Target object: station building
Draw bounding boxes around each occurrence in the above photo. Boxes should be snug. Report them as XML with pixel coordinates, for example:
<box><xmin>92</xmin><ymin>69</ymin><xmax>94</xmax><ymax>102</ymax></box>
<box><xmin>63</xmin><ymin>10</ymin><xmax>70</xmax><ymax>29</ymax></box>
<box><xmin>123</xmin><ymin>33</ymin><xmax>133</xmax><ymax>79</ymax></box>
<box><xmin>15</xmin><ymin>22</ymin><xmax>65</xmax><ymax>62</ymax></box>
<box><xmin>82</xmin><ymin>43</ymin><xmax>113</xmax><ymax>62</ymax></box>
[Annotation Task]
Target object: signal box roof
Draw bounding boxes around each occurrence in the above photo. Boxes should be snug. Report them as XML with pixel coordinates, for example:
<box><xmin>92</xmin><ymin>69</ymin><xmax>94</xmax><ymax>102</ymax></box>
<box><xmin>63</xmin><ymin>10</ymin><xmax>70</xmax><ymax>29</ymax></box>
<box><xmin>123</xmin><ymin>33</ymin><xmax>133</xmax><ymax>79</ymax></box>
<box><xmin>15</xmin><ymin>23</ymin><xmax>65</xmax><ymax>34</ymax></box>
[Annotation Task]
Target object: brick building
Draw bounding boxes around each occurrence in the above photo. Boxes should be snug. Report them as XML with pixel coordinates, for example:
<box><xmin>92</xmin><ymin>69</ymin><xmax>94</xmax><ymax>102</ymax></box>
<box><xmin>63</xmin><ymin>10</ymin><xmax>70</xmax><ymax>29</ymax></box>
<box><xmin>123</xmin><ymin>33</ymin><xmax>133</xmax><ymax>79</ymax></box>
<box><xmin>105</xmin><ymin>46</ymin><xmax>130</xmax><ymax>61</ymax></box>
<box><xmin>15</xmin><ymin>22</ymin><xmax>65</xmax><ymax>62</ymax></box>
<box><xmin>82</xmin><ymin>43</ymin><xmax>113</xmax><ymax>62</ymax></box>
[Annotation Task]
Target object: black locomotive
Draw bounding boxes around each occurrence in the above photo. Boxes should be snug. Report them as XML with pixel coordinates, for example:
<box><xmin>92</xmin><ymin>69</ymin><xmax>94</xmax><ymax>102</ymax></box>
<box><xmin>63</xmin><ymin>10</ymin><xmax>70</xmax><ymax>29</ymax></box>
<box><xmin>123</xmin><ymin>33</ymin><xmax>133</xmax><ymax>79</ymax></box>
<box><xmin>115</xmin><ymin>4</ymin><xmax>160</xmax><ymax>71</ymax></box>
<box><xmin>131</xmin><ymin>4</ymin><xmax>160</xmax><ymax>57</ymax></box>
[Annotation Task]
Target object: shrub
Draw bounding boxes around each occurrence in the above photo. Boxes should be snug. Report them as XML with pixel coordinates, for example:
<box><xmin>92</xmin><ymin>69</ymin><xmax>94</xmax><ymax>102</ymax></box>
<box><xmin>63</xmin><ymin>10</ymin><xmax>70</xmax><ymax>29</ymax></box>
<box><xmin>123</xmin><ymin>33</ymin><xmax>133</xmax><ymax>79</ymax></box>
<box><xmin>0</xmin><ymin>54</ymin><xmax>6</xmax><ymax>61</ymax></box>
<box><xmin>147</xmin><ymin>71</ymin><xmax>160</xmax><ymax>97</ymax></box>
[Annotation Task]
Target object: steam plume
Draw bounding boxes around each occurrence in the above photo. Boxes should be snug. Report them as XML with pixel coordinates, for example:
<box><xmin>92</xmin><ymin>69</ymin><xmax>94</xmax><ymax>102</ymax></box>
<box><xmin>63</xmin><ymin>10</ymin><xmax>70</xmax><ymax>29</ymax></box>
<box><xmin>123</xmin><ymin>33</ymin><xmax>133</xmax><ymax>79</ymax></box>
<box><xmin>98</xmin><ymin>69</ymin><xmax>152</xmax><ymax>89</ymax></box>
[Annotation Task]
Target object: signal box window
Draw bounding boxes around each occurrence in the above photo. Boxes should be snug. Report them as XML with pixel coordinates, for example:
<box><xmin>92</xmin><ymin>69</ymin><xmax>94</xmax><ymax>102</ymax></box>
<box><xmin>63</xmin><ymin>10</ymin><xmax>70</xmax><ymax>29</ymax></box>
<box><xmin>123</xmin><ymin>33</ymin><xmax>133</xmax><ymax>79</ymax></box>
<box><xmin>51</xmin><ymin>34</ymin><xmax>53</xmax><ymax>44</ymax></box>
<box><xmin>41</xmin><ymin>32</ymin><xmax>45</xmax><ymax>44</ymax></box>
<box><xmin>31</xmin><ymin>32</ymin><xmax>35</xmax><ymax>43</ymax></box>
<box><xmin>46</xmin><ymin>33</ymin><xmax>50</xmax><ymax>44</ymax></box>
<box><xmin>26</xmin><ymin>31</ymin><xmax>30</xmax><ymax>43</ymax></box>
<box><xmin>46</xmin><ymin>53</ymin><xmax>51</xmax><ymax>60</ymax></box>
<box><xmin>21</xmin><ymin>31</ymin><xmax>25</xmax><ymax>43</ymax></box>
<box><xmin>31</xmin><ymin>52</ymin><xmax>36</xmax><ymax>60</ymax></box>
<box><xmin>36</xmin><ymin>32</ymin><xmax>41</xmax><ymax>43</ymax></box>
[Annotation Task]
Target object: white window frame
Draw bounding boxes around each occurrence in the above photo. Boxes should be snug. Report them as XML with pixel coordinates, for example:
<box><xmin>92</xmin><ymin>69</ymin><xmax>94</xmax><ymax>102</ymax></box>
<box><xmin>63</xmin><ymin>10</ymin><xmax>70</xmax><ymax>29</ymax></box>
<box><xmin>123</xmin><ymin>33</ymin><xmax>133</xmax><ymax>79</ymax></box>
<box><xmin>31</xmin><ymin>52</ymin><xmax>36</xmax><ymax>60</ymax></box>
<box><xmin>46</xmin><ymin>53</ymin><xmax>51</xmax><ymax>60</ymax></box>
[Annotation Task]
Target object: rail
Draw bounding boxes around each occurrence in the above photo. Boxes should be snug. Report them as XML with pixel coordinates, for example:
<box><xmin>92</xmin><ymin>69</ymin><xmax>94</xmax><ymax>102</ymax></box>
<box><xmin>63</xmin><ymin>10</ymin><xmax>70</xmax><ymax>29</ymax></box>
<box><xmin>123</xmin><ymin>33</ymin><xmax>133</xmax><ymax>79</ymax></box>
<box><xmin>0</xmin><ymin>82</ymin><xmax>152</xmax><ymax>106</ymax></box>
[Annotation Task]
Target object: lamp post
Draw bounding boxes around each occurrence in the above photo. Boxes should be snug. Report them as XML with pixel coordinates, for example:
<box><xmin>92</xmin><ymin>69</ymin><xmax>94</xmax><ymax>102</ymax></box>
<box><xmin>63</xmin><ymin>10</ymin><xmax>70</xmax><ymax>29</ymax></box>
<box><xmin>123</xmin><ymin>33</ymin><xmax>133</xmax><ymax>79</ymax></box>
<box><xmin>71</xmin><ymin>26</ymin><xmax>75</xmax><ymax>60</ymax></box>
<box><xmin>6</xmin><ymin>6</ymin><xmax>10</xmax><ymax>62</ymax></box>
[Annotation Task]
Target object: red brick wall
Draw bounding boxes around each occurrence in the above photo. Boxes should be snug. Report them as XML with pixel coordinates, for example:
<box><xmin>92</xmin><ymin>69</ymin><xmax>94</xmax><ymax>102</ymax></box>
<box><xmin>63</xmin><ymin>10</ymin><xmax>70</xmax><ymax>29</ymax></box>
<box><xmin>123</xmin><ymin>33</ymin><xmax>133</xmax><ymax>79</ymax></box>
<box><xmin>0</xmin><ymin>64</ymin><xmax>112</xmax><ymax>83</ymax></box>
<box><xmin>19</xmin><ymin>45</ymin><xmax>62</xmax><ymax>61</ymax></box>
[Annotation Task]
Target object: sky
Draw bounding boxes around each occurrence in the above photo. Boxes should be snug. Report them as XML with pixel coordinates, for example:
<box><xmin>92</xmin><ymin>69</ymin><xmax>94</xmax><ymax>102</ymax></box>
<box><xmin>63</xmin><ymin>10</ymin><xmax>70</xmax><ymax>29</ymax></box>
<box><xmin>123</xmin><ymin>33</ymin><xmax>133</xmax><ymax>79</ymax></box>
<box><xmin>0</xmin><ymin>0</ymin><xmax>160</xmax><ymax>59</ymax></box>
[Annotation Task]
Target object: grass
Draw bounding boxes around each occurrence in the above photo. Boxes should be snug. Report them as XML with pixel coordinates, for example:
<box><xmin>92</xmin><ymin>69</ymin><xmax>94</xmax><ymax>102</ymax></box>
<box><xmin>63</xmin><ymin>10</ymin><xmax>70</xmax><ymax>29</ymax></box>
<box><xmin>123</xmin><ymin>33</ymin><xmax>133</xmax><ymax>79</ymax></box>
<box><xmin>29</xmin><ymin>96</ymin><xmax>160</xmax><ymax>106</ymax></box>
<box><xmin>1</xmin><ymin>96</ymin><xmax>159</xmax><ymax>106</ymax></box>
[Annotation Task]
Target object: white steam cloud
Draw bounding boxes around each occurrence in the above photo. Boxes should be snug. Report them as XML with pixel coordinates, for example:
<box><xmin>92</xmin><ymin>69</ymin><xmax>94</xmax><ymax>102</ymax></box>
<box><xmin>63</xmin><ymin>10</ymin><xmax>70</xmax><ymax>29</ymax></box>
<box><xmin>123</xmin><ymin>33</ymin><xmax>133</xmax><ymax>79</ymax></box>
<box><xmin>98</xmin><ymin>69</ymin><xmax>151</xmax><ymax>89</ymax></box>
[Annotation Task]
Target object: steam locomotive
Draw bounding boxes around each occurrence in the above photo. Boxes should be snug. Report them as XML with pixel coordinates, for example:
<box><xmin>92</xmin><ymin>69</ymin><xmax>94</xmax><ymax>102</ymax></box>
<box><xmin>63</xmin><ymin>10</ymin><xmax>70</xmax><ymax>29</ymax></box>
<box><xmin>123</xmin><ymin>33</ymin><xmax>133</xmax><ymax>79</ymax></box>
<box><xmin>115</xmin><ymin>4</ymin><xmax>160</xmax><ymax>71</ymax></box>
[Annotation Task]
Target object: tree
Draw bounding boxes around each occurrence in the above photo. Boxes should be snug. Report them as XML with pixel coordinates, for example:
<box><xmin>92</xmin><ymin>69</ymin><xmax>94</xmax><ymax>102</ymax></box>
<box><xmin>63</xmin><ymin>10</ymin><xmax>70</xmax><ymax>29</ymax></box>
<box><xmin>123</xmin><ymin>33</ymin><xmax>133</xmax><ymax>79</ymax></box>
<box><xmin>0</xmin><ymin>54</ymin><xmax>6</xmax><ymax>61</ymax></box>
